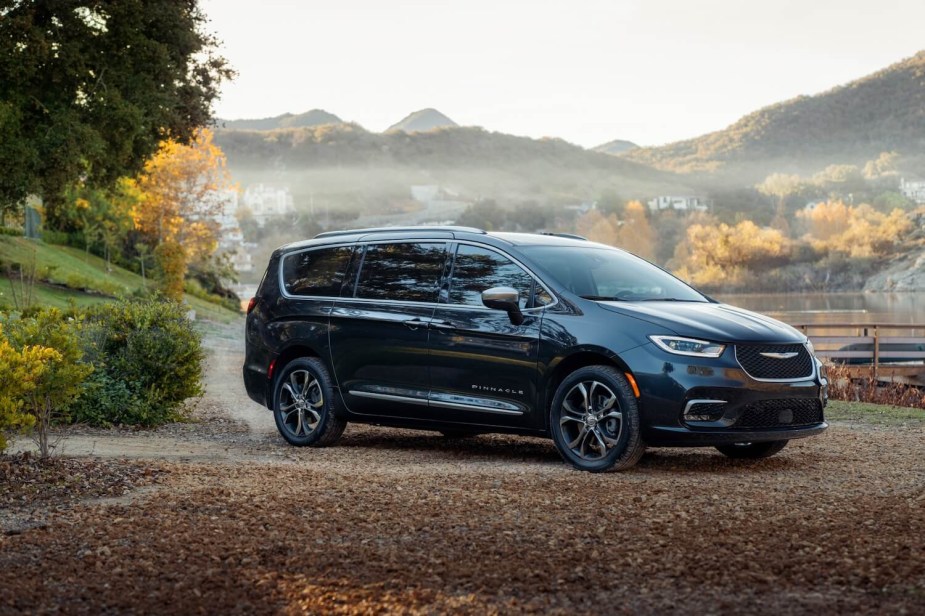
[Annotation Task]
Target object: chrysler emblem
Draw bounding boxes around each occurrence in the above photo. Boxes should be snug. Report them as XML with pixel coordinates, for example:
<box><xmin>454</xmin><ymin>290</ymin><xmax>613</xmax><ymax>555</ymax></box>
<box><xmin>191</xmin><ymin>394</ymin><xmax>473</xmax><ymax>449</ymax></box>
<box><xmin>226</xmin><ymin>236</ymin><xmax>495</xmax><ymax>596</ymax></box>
<box><xmin>760</xmin><ymin>352</ymin><xmax>798</xmax><ymax>359</ymax></box>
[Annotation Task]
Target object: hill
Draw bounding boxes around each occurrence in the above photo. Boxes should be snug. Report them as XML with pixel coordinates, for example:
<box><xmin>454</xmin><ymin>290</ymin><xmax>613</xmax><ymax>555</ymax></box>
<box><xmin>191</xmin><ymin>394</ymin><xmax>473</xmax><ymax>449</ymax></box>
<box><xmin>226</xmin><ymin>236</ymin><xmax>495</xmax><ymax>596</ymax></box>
<box><xmin>386</xmin><ymin>108</ymin><xmax>458</xmax><ymax>133</ymax></box>
<box><xmin>593</xmin><ymin>139</ymin><xmax>639</xmax><ymax>156</ymax></box>
<box><xmin>623</xmin><ymin>51</ymin><xmax>925</xmax><ymax>182</ymax></box>
<box><xmin>218</xmin><ymin>109</ymin><xmax>345</xmax><ymax>131</ymax></box>
<box><xmin>0</xmin><ymin>236</ymin><xmax>240</xmax><ymax>322</ymax></box>
<box><xmin>213</xmin><ymin>123</ymin><xmax>692</xmax><ymax>208</ymax></box>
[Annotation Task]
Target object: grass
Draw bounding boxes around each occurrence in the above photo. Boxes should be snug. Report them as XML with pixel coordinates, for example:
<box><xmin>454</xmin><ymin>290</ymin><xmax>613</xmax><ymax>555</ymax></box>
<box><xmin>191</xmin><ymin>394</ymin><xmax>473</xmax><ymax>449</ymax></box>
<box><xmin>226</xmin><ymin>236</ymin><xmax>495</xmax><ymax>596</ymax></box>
<box><xmin>0</xmin><ymin>236</ymin><xmax>240</xmax><ymax>322</ymax></box>
<box><xmin>826</xmin><ymin>400</ymin><xmax>925</xmax><ymax>426</ymax></box>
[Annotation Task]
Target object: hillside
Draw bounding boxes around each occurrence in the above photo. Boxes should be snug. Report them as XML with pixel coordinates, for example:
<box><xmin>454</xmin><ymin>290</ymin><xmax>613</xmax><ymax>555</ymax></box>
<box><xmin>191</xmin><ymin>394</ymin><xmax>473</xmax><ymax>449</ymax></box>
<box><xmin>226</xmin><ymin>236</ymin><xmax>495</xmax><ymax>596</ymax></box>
<box><xmin>0</xmin><ymin>236</ymin><xmax>240</xmax><ymax>322</ymax></box>
<box><xmin>594</xmin><ymin>139</ymin><xmax>639</xmax><ymax>155</ymax></box>
<box><xmin>386</xmin><ymin>108</ymin><xmax>458</xmax><ymax>133</ymax></box>
<box><xmin>213</xmin><ymin>123</ymin><xmax>692</xmax><ymax>207</ymax></box>
<box><xmin>218</xmin><ymin>109</ymin><xmax>345</xmax><ymax>131</ymax></box>
<box><xmin>624</xmin><ymin>51</ymin><xmax>925</xmax><ymax>182</ymax></box>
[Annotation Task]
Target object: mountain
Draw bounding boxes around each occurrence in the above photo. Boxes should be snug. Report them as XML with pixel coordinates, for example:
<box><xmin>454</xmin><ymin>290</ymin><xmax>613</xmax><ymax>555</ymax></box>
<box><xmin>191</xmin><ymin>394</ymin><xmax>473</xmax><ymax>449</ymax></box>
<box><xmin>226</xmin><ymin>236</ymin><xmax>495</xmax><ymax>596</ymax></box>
<box><xmin>623</xmin><ymin>51</ymin><xmax>925</xmax><ymax>182</ymax></box>
<box><xmin>593</xmin><ymin>139</ymin><xmax>639</xmax><ymax>155</ymax></box>
<box><xmin>218</xmin><ymin>109</ymin><xmax>345</xmax><ymax>131</ymax></box>
<box><xmin>213</xmin><ymin>123</ymin><xmax>692</xmax><ymax>209</ymax></box>
<box><xmin>386</xmin><ymin>108</ymin><xmax>458</xmax><ymax>133</ymax></box>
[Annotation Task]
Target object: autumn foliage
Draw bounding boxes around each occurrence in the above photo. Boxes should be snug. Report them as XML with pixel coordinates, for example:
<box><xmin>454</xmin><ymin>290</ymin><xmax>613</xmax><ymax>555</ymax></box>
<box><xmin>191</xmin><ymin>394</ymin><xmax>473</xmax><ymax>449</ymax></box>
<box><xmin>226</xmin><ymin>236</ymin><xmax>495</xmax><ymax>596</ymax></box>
<box><xmin>131</xmin><ymin>129</ymin><xmax>233</xmax><ymax>300</ymax></box>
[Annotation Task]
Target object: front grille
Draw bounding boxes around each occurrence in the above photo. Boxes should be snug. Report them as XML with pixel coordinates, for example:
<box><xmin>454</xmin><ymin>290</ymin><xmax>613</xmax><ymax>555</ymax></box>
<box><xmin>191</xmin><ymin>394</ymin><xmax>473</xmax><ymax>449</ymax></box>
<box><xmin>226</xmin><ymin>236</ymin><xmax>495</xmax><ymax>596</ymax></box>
<box><xmin>735</xmin><ymin>344</ymin><xmax>813</xmax><ymax>380</ymax></box>
<box><xmin>735</xmin><ymin>398</ymin><xmax>823</xmax><ymax>429</ymax></box>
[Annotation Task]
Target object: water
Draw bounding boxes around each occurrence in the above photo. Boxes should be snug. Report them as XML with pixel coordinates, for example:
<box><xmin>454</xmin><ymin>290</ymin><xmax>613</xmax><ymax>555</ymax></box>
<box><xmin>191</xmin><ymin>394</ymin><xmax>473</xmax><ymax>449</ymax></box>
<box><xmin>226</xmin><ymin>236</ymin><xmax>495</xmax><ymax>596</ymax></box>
<box><xmin>715</xmin><ymin>292</ymin><xmax>925</xmax><ymax>326</ymax></box>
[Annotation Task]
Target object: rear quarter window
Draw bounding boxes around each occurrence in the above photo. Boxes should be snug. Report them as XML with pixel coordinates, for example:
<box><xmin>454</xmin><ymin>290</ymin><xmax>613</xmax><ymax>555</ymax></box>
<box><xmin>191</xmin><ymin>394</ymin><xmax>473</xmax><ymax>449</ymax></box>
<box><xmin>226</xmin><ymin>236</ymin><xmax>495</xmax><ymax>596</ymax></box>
<box><xmin>281</xmin><ymin>246</ymin><xmax>353</xmax><ymax>297</ymax></box>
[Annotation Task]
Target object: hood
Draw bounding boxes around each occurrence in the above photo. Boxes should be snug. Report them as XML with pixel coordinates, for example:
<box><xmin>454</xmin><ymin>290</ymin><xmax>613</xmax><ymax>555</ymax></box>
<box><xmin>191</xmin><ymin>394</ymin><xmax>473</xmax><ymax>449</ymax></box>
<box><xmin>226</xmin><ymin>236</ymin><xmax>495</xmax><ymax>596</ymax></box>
<box><xmin>596</xmin><ymin>301</ymin><xmax>805</xmax><ymax>344</ymax></box>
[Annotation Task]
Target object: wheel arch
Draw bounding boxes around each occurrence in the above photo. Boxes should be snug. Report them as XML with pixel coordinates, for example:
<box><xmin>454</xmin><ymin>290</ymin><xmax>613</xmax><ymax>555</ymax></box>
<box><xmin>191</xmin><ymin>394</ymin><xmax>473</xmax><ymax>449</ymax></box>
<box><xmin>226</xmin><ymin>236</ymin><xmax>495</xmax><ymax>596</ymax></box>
<box><xmin>267</xmin><ymin>343</ymin><xmax>325</xmax><ymax>409</ymax></box>
<box><xmin>541</xmin><ymin>347</ymin><xmax>635</xmax><ymax>431</ymax></box>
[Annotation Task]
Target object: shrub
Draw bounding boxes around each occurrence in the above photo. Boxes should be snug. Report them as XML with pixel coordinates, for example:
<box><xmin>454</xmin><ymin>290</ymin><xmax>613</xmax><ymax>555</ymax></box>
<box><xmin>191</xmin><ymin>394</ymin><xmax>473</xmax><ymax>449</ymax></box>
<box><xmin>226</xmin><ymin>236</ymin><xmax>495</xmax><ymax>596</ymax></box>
<box><xmin>0</xmin><ymin>226</ymin><xmax>22</xmax><ymax>237</ymax></box>
<box><xmin>0</xmin><ymin>311</ymin><xmax>92</xmax><ymax>456</ymax></box>
<box><xmin>72</xmin><ymin>298</ymin><xmax>204</xmax><ymax>426</ymax></box>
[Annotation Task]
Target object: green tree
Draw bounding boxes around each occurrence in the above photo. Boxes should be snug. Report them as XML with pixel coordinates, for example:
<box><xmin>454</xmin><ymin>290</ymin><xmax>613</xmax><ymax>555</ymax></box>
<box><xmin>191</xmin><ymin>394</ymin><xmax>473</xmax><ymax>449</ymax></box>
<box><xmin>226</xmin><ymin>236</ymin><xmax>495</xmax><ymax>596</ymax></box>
<box><xmin>0</xmin><ymin>0</ymin><xmax>233</xmax><ymax>226</ymax></box>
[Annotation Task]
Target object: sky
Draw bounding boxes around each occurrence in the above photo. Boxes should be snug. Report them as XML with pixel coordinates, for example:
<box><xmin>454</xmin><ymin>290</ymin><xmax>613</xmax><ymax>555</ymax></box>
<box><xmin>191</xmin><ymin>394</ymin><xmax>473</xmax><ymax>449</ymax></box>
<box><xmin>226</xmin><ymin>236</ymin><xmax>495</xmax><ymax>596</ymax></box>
<box><xmin>200</xmin><ymin>0</ymin><xmax>925</xmax><ymax>149</ymax></box>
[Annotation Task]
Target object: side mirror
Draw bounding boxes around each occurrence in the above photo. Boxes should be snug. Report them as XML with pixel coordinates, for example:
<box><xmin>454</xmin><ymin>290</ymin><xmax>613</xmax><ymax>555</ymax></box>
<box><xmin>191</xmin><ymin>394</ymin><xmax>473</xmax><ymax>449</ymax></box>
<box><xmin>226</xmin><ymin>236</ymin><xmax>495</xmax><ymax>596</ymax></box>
<box><xmin>481</xmin><ymin>286</ymin><xmax>524</xmax><ymax>325</ymax></box>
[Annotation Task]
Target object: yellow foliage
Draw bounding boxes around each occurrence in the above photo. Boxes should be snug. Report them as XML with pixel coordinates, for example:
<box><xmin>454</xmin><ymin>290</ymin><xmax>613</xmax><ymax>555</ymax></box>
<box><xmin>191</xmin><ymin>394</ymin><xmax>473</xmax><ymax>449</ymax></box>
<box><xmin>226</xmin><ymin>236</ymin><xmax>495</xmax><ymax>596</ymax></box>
<box><xmin>676</xmin><ymin>221</ymin><xmax>790</xmax><ymax>287</ymax></box>
<box><xmin>0</xmin><ymin>327</ymin><xmax>63</xmax><ymax>451</ymax></box>
<box><xmin>575</xmin><ymin>201</ymin><xmax>655</xmax><ymax>260</ymax></box>
<box><xmin>797</xmin><ymin>201</ymin><xmax>912</xmax><ymax>258</ymax></box>
<box><xmin>132</xmin><ymin>128</ymin><xmax>231</xmax><ymax>244</ymax></box>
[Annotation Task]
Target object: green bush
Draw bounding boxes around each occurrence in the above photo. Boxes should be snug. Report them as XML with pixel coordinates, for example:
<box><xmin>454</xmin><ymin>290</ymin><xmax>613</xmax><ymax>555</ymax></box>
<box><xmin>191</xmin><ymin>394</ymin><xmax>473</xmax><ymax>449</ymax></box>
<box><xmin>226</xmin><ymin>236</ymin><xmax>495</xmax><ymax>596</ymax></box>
<box><xmin>184</xmin><ymin>278</ymin><xmax>241</xmax><ymax>313</ymax></box>
<box><xmin>71</xmin><ymin>298</ymin><xmax>205</xmax><ymax>426</ymax></box>
<box><xmin>0</xmin><ymin>226</ymin><xmax>22</xmax><ymax>237</ymax></box>
<box><xmin>0</xmin><ymin>309</ymin><xmax>92</xmax><ymax>456</ymax></box>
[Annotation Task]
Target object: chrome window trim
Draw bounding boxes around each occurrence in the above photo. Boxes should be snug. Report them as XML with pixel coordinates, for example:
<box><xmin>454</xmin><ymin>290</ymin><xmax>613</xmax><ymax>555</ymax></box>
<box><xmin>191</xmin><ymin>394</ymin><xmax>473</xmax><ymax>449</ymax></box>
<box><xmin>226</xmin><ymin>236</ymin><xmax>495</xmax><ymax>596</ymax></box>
<box><xmin>449</xmin><ymin>239</ymin><xmax>558</xmax><ymax>312</ymax></box>
<box><xmin>734</xmin><ymin>346</ymin><xmax>817</xmax><ymax>383</ymax></box>
<box><xmin>278</xmin><ymin>237</ymin><xmax>559</xmax><ymax>312</ymax></box>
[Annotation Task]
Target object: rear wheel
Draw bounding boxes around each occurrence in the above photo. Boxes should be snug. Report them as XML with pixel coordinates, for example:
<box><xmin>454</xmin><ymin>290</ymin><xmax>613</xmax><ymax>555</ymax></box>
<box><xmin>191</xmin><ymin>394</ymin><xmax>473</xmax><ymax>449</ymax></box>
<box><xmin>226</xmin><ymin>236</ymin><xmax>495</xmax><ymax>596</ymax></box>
<box><xmin>550</xmin><ymin>366</ymin><xmax>644</xmax><ymax>472</ymax></box>
<box><xmin>273</xmin><ymin>357</ymin><xmax>346</xmax><ymax>447</ymax></box>
<box><xmin>715</xmin><ymin>440</ymin><xmax>788</xmax><ymax>459</ymax></box>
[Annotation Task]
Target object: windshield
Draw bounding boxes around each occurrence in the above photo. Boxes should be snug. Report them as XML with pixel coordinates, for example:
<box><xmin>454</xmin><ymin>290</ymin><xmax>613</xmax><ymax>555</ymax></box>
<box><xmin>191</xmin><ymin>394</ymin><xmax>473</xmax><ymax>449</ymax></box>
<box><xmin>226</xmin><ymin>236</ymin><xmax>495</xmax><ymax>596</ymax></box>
<box><xmin>520</xmin><ymin>245</ymin><xmax>708</xmax><ymax>302</ymax></box>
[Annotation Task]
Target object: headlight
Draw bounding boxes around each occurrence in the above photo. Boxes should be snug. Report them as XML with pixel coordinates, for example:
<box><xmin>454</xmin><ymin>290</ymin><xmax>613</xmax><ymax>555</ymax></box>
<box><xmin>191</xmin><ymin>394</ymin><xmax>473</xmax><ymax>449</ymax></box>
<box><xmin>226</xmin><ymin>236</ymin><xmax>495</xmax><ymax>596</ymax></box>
<box><xmin>649</xmin><ymin>335</ymin><xmax>726</xmax><ymax>358</ymax></box>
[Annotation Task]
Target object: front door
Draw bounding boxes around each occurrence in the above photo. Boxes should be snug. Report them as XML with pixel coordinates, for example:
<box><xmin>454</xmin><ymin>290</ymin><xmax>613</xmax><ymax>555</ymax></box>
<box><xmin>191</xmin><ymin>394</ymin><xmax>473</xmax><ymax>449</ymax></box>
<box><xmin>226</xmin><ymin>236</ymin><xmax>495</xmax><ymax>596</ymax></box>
<box><xmin>427</xmin><ymin>243</ymin><xmax>546</xmax><ymax>428</ymax></box>
<box><xmin>329</xmin><ymin>241</ymin><xmax>447</xmax><ymax>416</ymax></box>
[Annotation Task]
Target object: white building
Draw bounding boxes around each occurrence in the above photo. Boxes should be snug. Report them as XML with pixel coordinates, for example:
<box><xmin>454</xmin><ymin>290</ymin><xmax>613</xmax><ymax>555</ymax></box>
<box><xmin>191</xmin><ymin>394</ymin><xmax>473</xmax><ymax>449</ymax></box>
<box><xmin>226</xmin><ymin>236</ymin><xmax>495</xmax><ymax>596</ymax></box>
<box><xmin>900</xmin><ymin>178</ymin><xmax>925</xmax><ymax>204</ymax></box>
<box><xmin>243</xmin><ymin>184</ymin><xmax>295</xmax><ymax>225</ymax></box>
<box><xmin>647</xmin><ymin>196</ymin><xmax>710</xmax><ymax>212</ymax></box>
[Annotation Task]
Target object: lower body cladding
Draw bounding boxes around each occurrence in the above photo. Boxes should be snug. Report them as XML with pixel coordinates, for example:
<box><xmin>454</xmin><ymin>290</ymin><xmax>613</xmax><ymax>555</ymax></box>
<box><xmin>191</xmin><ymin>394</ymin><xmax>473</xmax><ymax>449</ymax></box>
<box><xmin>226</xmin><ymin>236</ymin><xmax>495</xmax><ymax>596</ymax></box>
<box><xmin>621</xmin><ymin>344</ymin><xmax>828</xmax><ymax>447</ymax></box>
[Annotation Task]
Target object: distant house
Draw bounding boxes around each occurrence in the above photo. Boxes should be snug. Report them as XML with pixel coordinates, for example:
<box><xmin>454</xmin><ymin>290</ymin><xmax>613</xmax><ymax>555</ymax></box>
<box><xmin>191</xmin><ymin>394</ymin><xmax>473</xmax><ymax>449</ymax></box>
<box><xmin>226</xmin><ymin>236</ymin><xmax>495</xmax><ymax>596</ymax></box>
<box><xmin>647</xmin><ymin>196</ymin><xmax>710</xmax><ymax>212</ymax></box>
<box><xmin>243</xmin><ymin>184</ymin><xmax>295</xmax><ymax>225</ymax></box>
<box><xmin>410</xmin><ymin>185</ymin><xmax>469</xmax><ymax>210</ymax></box>
<box><xmin>899</xmin><ymin>178</ymin><xmax>925</xmax><ymax>204</ymax></box>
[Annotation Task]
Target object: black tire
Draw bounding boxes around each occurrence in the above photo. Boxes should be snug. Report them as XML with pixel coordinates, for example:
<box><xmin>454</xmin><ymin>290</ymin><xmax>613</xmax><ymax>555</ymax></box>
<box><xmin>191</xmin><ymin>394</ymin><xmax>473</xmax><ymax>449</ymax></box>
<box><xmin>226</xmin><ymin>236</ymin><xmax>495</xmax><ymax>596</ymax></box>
<box><xmin>550</xmin><ymin>365</ymin><xmax>644</xmax><ymax>472</ymax></box>
<box><xmin>715</xmin><ymin>440</ymin><xmax>788</xmax><ymax>459</ymax></box>
<box><xmin>272</xmin><ymin>357</ymin><xmax>346</xmax><ymax>447</ymax></box>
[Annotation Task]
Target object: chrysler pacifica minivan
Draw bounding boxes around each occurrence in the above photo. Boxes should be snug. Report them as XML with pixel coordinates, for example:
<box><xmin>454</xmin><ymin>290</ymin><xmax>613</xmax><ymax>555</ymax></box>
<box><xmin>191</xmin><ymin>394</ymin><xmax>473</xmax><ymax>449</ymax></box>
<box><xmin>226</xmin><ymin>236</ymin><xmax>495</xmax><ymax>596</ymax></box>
<box><xmin>243</xmin><ymin>226</ymin><xmax>827</xmax><ymax>472</ymax></box>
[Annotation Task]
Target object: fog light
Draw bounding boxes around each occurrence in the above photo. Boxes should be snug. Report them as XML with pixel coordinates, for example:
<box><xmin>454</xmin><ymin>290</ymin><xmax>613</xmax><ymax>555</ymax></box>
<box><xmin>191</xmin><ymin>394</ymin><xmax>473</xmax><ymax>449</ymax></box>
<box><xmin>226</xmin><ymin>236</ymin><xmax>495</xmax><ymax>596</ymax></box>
<box><xmin>684</xmin><ymin>399</ymin><xmax>727</xmax><ymax>422</ymax></box>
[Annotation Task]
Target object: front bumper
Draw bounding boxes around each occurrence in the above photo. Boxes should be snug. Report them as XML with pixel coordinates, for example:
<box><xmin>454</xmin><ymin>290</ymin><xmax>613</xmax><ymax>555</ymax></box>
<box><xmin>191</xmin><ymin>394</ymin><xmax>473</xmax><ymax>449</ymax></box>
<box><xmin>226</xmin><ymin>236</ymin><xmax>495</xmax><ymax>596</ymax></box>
<box><xmin>623</xmin><ymin>342</ymin><xmax>828</xmax><ymax>447</ymax></box>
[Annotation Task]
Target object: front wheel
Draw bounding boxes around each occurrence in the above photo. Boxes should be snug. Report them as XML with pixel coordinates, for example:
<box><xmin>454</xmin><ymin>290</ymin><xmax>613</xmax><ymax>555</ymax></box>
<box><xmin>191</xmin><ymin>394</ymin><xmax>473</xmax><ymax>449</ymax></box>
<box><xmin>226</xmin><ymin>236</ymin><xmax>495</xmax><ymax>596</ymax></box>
<box><xmin>550</xmin><ymin>366</ymin><xmax>645</xmax><ymax>472</ymax></box>
<box><xmin>715</xmin><ymin>440</ymin><xmax>788</xmax><ymax>459</ymax></box>
<box><xmin>273</xmin><ymin>357</ymin><xmax>346</xmax><ymax>447</ymax></box>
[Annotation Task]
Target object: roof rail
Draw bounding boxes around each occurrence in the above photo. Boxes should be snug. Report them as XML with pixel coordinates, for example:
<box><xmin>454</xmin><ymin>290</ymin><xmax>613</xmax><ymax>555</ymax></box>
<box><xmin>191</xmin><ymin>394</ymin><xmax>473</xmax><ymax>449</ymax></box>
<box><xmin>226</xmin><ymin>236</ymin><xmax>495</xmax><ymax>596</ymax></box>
<box><xmin>539</xmin><ymin>232</ymin><xmax>588</xmax><ymax>241</ymax></box>
<box><xmin>314</xmin><ymin>225</ymin><xmax>485</xmax><ymax>239</ymax></box>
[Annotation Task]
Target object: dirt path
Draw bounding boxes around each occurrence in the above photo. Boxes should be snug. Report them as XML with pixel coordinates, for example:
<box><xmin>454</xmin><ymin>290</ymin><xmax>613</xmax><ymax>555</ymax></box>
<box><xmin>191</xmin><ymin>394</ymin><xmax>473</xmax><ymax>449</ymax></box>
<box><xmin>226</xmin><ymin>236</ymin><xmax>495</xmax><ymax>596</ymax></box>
<box><xmin>2</xmin><ymin>319</ymin><xmax>925</xmax><ymax>614</ymax></box>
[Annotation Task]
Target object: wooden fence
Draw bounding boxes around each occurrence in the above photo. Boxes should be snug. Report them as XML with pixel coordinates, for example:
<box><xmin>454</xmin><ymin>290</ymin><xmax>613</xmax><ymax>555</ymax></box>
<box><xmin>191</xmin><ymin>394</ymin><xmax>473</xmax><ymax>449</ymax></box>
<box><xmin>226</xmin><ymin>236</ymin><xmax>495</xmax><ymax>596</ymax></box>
<box><xmin>792</xmin><ymin>323</ymin><xmax>925</xmax><ymax>385</ymax></box>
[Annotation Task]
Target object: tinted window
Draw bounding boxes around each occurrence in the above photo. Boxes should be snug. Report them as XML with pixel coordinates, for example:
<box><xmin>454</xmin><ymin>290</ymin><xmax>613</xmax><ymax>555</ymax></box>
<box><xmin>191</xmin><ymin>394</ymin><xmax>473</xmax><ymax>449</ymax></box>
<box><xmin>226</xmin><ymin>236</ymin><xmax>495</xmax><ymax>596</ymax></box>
<box><xmin>355</xmin><ymin>242</ymin><xmax>446</xmax><ymax>302</ymax></box>
<box><xmin>521</xmin><ymin>245</ymin><xmax>707</xmax><ymax>302</ymax></box>
<box><xmin>449</xmin><ymin>244</ymin><xmax>535</xmax><ymax>309</ymax></box>
<box><xmin>282</xmin><ymin>246</ymin><xmax>353</xmax><ymax>297</ymax></box>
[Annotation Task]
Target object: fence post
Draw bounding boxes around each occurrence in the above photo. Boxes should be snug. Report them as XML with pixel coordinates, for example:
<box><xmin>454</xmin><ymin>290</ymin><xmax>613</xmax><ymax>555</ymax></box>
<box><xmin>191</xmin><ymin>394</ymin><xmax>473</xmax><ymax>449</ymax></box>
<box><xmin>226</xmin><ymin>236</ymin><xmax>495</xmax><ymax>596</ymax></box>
<box><xmin>872</xmin><ymin>326</ymin><xmax>879</xmax><ymax>382</ymax></box>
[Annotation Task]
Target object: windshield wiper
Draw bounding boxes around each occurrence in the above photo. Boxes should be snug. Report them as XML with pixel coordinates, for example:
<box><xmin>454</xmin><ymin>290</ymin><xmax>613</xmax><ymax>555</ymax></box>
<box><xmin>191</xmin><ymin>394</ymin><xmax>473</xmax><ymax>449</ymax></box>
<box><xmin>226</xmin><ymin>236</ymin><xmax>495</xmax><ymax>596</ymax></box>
<box><xmin>636</xmin><ymin>298</ymin><xmax>705</xmax><ymax>302</ymax></box>
<box><xmin>579</xmin><ymin>295</ymin><xmax>624</xmax><ymax>301</ymax></box>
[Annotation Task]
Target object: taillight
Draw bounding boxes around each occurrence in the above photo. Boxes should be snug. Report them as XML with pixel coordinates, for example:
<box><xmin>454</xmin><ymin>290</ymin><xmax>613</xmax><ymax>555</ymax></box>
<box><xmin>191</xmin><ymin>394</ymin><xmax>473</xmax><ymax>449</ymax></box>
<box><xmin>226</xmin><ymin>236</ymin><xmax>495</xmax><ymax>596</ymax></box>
<box><xmin>246</xmin><ymin>297</ymin><xmax>257</xmax><ymax>314</ymax></box>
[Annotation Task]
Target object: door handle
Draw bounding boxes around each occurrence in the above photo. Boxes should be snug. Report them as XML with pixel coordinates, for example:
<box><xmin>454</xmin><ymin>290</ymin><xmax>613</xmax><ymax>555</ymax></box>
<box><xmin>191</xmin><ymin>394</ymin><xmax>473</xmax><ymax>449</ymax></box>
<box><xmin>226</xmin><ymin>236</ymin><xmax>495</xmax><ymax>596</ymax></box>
<box><xmin>429</xmin><ymin>320</ymin><xmax>456</xmax><ymax>331</ymax></box>
<box><xmin>404</xmin><ymin>317</ymin><xmax>428</xmax><ymax>330</ymax></box>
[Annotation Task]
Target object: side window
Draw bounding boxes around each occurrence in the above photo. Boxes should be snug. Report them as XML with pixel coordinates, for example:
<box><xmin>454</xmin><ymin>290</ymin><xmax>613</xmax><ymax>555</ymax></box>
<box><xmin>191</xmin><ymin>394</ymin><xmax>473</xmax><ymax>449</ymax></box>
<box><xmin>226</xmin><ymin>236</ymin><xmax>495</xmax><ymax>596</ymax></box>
<box><xmin>449</xmin><ymin>244</ymin><xmax>535</xmax><ymax>309</ymax></box>
<box><xmin>355</xmin><ymin>242</ymin><xmax>446</xmax><ymax>302</ymax></box>
<box><xmin>281</xmin><ymin>246</ymin><xmax>353</xmax><ymax>297</ymax></box>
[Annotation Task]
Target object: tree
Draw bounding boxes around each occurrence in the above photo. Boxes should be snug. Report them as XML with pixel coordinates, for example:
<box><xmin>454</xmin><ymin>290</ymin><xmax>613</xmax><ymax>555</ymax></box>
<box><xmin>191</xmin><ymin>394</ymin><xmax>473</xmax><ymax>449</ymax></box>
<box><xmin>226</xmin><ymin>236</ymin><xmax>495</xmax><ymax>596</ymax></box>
<box><xmin>0</xmin><ymin>0</ymin><xmax>233</xmax><ymax>226</ymax></box>
<box><xmin>131</xmin><ymin>128</ymin><xmax>233</xmax><ymax>299</ymax></box>
<box><xmin>756</xmin><ymin>173</ymin><xmax>802</xmax><ymax>232</ymax></box>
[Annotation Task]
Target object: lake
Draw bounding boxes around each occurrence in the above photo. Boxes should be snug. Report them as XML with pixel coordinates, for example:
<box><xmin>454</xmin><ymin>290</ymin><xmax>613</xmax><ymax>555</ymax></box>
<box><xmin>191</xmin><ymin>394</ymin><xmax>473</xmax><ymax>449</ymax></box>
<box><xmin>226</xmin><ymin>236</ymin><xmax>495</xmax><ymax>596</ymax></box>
<box><xmin>715</xmin><ymin>292</ymin><xmax>925</xmax><ymax>326</ymax></box>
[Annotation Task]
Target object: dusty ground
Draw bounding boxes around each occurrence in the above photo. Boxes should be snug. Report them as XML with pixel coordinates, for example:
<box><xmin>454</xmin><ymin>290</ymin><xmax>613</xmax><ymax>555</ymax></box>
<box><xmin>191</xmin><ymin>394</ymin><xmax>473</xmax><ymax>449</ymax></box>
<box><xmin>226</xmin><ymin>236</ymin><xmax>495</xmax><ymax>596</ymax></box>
<box><xmin>1</xmin><ymin>320</ymin><xmax>924</xmax><ymax>614</ymax></box>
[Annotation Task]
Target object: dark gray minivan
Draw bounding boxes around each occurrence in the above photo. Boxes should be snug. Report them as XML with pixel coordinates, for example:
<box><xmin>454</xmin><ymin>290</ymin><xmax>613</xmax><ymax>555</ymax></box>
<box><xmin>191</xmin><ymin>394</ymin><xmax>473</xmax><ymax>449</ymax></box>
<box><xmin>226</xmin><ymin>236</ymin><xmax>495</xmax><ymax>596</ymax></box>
<box><xmin>244</xmin><ymin>226</ymin><xmax>827</xmax><ymax>472</ymax></box>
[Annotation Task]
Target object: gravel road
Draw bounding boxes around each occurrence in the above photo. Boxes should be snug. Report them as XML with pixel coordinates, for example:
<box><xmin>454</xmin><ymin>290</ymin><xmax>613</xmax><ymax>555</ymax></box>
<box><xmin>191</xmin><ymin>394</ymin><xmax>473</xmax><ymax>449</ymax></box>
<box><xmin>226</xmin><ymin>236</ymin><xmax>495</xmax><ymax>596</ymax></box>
<box><xmin>2</xmin><ymin>320</ymin><xmax>924</xmax><ymax>614</ymax></box>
